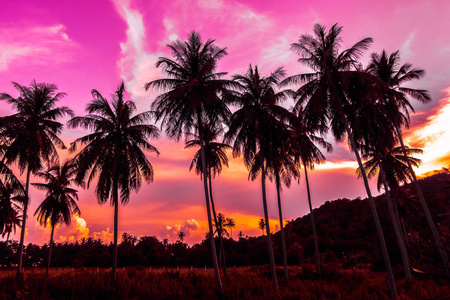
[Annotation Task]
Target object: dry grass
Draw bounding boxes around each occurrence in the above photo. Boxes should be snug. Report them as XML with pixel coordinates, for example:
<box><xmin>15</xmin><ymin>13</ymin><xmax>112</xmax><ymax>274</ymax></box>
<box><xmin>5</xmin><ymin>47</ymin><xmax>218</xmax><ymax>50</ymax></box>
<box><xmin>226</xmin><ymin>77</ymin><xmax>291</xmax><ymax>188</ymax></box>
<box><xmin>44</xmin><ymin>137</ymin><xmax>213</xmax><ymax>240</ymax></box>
<box><xmin>0</xmin><ymin>265</ymin><xmax>448</xmax><ymax>299</ymax></box>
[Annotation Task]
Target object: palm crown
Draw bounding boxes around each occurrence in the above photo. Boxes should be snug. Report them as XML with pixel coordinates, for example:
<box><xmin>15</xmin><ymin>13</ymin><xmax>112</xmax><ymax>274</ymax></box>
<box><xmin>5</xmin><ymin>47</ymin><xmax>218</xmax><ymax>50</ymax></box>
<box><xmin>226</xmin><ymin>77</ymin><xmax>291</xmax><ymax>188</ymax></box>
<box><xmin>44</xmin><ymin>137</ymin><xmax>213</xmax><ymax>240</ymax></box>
<box><xmin>282</xmin><ymin>24</ymin><xmax>374</xmax><ymax>140</ymax></box>
<box><xmin>0</xmin><ymin>81</ymin><xmax>73</xmax><ymax>173</ymax></box>
<box><xmin>0</xmin><ymin>168</ymin><xmax>25</xmax><ymax>237</ymax></box>
<box><xmin>357</xmin><ymin>146</ymin><xmax>422</xmax><ymax>192</ymax></box>
<box><xmin>68</xmin><ymin>82</ymin><xmax>159</xmax><ymax>204</ymax></box>
<box><xmin>225</xmin><ymin>65</ymin><xmax>291</xmax><ymax>172</ymax></box>
<box><xmin>146</xmin><ymin>31</ymin><xmax>236</xmax><ymax>140</ymax></box>
<box><xmin>33</xmin><ymin>160</ymin><xmax>80</xmax><ymax>227</ymax></box>
<box><xmin>185</xmin><ymin>123</ymin><xmax>231</xmax><ymax>179</ymax></box>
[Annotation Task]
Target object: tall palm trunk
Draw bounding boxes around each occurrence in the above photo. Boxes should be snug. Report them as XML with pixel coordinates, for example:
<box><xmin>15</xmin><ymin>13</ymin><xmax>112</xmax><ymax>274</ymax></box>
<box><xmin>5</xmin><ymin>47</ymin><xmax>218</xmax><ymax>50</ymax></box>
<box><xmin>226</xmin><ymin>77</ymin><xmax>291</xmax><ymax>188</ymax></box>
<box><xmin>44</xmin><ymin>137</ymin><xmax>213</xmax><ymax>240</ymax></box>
<box><xmin>17</xmin><ymin>167</ymin><xmax>31</xmax><ymax>276</ymax></box>
<box><xmin>345</xmin><ymin>121</ymin><xmax>398</xmax><ymax>300</ymax></box>
<box><xmin>46</xmin><ymin>224</ymin><xmax>55</xmax><ymax>276</ymax></box>
<box><xmin>391</xmin><ymin>191</ymin><xmax>409</xmax><ymax>247</ymax></box>
<box><xmin>396</xmin><ymin>127</ymin><xmax>450</xmax><ymax>275</ymax></box>
<box><xmin>198</xmin><ymin>120</ymin><xmax>222</xmax><ymax>289</ymax></box>
<box><xmin>208</xmin><ymin>171</ymin><xmax>227</xmax><ymax>277</ymax></box>
<box><xmin>6</xmin><ymin>232</ymin><xmax>10</xmax><ymax>244</ymax></box>
<box><xmin>261</xmin><ymin>163</ymin><xmax>278</xmax><ymax>289</ymax></box>
<box><xmin>303</xmin><ymin>163</ymin><xmax>321</xmax><ymax>277</ymax></box>
<box><xmin>380</xmin><ymin>166</ymin><xmax>412</xmax><ymax>281</ymax></box>
<box><xmin>391</xmin><ymin>189</ymin><xmax>401</xmax><ymax>231</ymax></box>
<box><xmin>112</xmin><ymin>183</ymin><xmax>119</xmax><ymax>282</ymax></box>
<box><xmin>275</xmin><ymin>172</ymin><xmax>289</xmax><ymax>282</ymax></box>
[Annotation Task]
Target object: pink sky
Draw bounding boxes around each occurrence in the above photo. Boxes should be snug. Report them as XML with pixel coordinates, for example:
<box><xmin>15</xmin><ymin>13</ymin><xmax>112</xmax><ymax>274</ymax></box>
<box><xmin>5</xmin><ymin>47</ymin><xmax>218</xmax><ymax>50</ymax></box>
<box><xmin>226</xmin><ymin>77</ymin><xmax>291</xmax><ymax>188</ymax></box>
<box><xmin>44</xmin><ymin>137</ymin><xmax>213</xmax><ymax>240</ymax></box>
<box><xmin>1</xmin><ymin>0</ymin><xmax>450</xmax><ymax>245</ymax></box>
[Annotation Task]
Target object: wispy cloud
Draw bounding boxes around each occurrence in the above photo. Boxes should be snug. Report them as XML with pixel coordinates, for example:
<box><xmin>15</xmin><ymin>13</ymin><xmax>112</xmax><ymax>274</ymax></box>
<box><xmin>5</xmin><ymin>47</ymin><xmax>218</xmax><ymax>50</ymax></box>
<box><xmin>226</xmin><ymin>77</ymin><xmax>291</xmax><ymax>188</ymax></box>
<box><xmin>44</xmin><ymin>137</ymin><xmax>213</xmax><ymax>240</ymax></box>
<box><xmin>113</xmin><ymin>0</ymin><xmax>162</xmax><ymax>111</ymax></box>
<box><xmin>400</xmin><ymin>32</ymin><xmax>416</xmax><ymax>60</ymax></box>
<box><xmin>0</xmin><ymin>25</ymin><xmax>76</xmax><ymax>72</ymax></box>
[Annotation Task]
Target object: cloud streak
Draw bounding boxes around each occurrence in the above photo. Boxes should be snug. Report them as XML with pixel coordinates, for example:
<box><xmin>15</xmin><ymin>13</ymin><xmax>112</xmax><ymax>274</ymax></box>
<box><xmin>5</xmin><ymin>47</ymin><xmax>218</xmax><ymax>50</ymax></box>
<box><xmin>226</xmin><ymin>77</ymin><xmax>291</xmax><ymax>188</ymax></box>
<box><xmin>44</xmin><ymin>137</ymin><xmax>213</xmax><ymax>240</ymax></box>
<box><xmin>0</xmin><ymin>25</ymin><xmax>76</xmax><ymax>72</ymax></box>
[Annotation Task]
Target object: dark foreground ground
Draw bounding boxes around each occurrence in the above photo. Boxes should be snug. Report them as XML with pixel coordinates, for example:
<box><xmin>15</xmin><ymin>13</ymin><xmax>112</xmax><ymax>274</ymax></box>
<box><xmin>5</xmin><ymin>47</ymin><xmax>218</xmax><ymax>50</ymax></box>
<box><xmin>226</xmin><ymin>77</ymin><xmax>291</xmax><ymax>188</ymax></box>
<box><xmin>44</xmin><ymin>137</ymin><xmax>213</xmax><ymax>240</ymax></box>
<box><xmin>0</xmin><ymin>265</ymin><xmax>449</xmax><ymax>299</ymax></box>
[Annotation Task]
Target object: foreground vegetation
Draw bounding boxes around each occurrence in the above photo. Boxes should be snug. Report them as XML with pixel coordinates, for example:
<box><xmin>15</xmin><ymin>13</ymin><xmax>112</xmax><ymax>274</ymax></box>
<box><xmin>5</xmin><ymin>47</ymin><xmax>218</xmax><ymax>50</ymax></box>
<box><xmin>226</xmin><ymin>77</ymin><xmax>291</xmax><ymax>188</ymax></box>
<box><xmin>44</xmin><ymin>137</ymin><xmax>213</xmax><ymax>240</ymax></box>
<box><xmin>0</xmin><ymin>265</ymin><xmax>448</xmax><ymax>299</ymax></box>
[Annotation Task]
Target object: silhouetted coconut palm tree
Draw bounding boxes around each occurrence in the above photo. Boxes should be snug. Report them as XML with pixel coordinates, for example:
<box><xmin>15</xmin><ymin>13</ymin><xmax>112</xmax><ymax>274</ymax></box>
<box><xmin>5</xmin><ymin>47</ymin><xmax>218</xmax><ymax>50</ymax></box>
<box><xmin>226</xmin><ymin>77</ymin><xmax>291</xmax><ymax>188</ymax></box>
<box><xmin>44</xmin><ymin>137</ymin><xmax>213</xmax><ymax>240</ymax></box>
<box><xmin>368</xmin><ymin>50</ymin><xmax>449</xmax><ymax>274</ymax></box>
<box><xmin>351</xmin><ymin>96</ymin><xmax>414</xmax><ymax>281</ymax></box>
<box><xmin>68</xmin><ymin>82</ymin><xmax>159</xmax><ymax>281</ymax></box>
<box><xmin>225</xmin><ymin>65</ymin><xmax>291</xmax><ymax>289</ymax></box>
<box><xmin>0</xmin><ymin>163</ymin><xmax>25</xmax><ymax>242</ymax></box>
<box><xmin>289</xmin><ymin>107</ymin><xmax>332</xmax><ymax>277</ymax></box>
<box><xmin>185</xmin><ymin>122</ymin><xmax>231</xmax><ymax>275</ymax></box>
<box><xmin>2</xmin><ymin>207</ymin><xmax>21</xmax><ymax>243</ymax></box>
<box><xmin>264</xmin><ymin>131</ymin><xmax>300</xmax><ymax>283</ymax></box>
<box><xmin>178</xmin><ymin>231</ymin><xmax>185</xmax><ymax>242</ymax></box>
<box><xmin>0</xmin><ymin>81</ymin><xmax>72</xmax><ymax>275</ymax></box>
<box><xmin>282</xmin><ymin>24</ymin><xmax>398</xmax><ymax>298</ymax></box>
<box><xmin>214</xmin><ymin>213</ymin><xmax>230</xmax><ymax>238</ymax></box>
<box><xmin>224</xmin><ymin>217</ymin><xmax>235</xmax><ymax>239</ymax></box>
<box><xmin>357</xmin><ymin>145</ymin><xmax>423</xmax><ymax>281</ymax></box>
<box><xmin>32</xmin><ymin>160</ymin><xmax>80</xmax><ymax>276</ymax></box>
<box><xmin>145</xmin><ymin>31</ymin><xmax>236</xmax><ymax>289</ymax></box>
<box><xmin>258</xmin><ymin>218</ymin><xmax>265</xmax><ymax>236</ymax></box>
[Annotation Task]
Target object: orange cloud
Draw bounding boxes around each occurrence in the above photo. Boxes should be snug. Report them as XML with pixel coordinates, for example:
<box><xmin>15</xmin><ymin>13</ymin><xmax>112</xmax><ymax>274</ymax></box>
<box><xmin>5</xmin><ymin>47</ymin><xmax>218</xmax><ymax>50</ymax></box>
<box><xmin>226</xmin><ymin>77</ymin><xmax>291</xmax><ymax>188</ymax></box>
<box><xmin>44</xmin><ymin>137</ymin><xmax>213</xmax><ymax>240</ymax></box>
<box><xmin>92</xmin><ymin>227</ymin><xmax>114</xmax><ymax>243</ymax></box>
<box><xmin>159</xmin><ymin>219</ymin><xmax>203</xmax><ymax>243</ymax></box>
<box><xmin>58</xmin><ymin>216</ymin><xmax>90</xmax><ymax>242</ymax></box>
<box><xmin>404</xmin><ymin>87</ymin><xmax>450</xmax><ymax>175</ymax></box>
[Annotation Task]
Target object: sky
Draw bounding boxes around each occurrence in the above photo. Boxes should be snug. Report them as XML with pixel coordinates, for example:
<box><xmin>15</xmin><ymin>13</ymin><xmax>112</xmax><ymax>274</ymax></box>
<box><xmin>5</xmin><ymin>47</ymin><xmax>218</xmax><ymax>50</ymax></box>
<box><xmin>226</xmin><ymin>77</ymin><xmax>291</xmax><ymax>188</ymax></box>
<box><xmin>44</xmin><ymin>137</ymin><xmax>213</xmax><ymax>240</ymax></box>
<box><xmin>1</xmin><ymin>0</ymin><xmax>450</xmax><ymax>245</ymax></box>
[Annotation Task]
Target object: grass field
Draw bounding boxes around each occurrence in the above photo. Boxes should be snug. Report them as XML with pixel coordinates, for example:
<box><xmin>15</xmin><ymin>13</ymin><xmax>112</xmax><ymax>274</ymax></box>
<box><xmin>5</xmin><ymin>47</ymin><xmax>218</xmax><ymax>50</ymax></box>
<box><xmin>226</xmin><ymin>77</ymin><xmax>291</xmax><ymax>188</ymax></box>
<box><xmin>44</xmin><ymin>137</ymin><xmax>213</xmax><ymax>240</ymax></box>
<box><xmin>0</xmin><ymin>265</ymin><xmax>449</xmax><ymax>299</ymax></box>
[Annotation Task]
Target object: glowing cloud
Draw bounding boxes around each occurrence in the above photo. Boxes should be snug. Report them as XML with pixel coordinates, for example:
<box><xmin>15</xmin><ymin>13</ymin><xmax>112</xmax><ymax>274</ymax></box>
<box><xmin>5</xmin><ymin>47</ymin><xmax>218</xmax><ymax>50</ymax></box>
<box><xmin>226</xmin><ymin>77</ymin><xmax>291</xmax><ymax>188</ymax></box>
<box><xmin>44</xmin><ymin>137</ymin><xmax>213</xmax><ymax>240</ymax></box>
<box><xmin>159</xmin><ymin>219</ymin><xmax>203</xmax><ymax>243</ymax></box>
<box><xmin>0</xmin><ymin>25</ymin><xmax>75</xmax><ymax>72</ymax></box>
<box><xmin>405</xmin><ymin>88</ymin><xmax>450</xmax><ymax>174</ymax></box>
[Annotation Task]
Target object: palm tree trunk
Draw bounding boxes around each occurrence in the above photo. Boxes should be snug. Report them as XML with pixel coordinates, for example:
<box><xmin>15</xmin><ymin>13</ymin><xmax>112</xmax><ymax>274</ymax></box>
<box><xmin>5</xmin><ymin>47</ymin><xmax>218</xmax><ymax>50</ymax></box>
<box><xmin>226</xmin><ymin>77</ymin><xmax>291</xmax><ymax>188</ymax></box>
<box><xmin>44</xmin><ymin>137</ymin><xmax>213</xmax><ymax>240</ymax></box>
<box><xmin>6</xmin><ymin>232</ymin><xmax>10</xmax><ymax>244</ymax></box>
<box><xmin>390</xmin><ymin>187</ymin><xmax>401</xmax><ymax>225</ymax></box>
<box><xmin>303</xmin><ymin>163</ymin><xmax>321</xmax><ymax>278</ymax></box>
<box><xmin>380</xmin><ymin>166</ymin><xmax>412</xmax><ymax>281</ymax></box>
<box><xmin>198</xmin><ymin>122</ymin><xmax>222</xmax><ymax>289</ymax></box>
<box><xmin>275</xmin><ymin>172</ymin><xmax>289</xmax><ymax>283</ymax></box>
<box><xmin>46</xmin><ymin>224</ymin><xmax>55</xmax><ymax>276</ymax></box>
<box><xmin>345</xmin><ymin>121</ymin><xmax>398</xmax><ymax>300</ymax></box>
<box><xmin>208</xmin><ymin>171</ymin><xmax>227</xmax><ymax>277</ymax></box>
<box><xmin>261</xmin><ymin>163</ymin><xmax>278</xmax><ymax>289</ymax></box>
<box><xmin>112</xmin><ymin>184</ymin><xmax>119</xmax><ymax>282</ymax></box>
<box><xmin>392</xmin><ymin>191</ymin><xmax>409</xmax><ymax>247</ymax></box>
<box><xmin>396</xmin><ymin>127</ymin><xmax>450</xmax><ymax>275</ymax></box>
<box><xmin>17</xmin><ymin>167</ymin><xmax>31</xmax><ymax>276</ymax></box>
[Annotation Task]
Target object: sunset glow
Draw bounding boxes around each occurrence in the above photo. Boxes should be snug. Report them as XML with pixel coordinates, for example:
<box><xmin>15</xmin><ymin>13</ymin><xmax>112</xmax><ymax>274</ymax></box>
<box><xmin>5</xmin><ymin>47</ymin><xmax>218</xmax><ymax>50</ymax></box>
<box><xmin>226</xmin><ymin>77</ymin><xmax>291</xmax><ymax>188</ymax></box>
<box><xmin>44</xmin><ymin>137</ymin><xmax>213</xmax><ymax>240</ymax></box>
<box><xmin>1</xmin><ymin>0</ymin><xmax>450</xmax><ymax>246</ymax></box>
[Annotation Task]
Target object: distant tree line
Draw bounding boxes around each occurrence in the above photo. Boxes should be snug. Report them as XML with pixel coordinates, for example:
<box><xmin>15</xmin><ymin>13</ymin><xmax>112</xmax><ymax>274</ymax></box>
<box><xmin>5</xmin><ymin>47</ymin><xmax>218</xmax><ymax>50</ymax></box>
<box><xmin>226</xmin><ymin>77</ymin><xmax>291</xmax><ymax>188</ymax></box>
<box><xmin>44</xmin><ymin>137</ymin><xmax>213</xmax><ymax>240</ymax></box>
<box><xmin>1</xmin><ymin>172</ymin><xmax>448</xmax><ymax>278</ymax></box>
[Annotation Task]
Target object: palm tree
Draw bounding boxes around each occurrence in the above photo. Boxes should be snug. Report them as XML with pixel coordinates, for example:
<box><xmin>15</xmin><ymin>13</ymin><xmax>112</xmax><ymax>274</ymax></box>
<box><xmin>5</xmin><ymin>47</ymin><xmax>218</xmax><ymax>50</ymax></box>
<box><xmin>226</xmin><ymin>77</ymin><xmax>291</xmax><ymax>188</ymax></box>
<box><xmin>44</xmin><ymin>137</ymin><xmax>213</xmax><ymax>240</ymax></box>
<box><xmin>368</xmin><ymin>50</ymin><xmax>449</xmax><ymax>274</ymax></box>
<box><xmin>145</xmin><ymin>31</ymin><xmax>236</xmax><ymax>289</ymax></box>
<box><xmin>178</xmin><ymin>231</ymin><xmax>185</xmax><ymax>242</ymax></box>
<box><xmin>258</xmin><ymin>218</ymin><xmax>265</xmax><ymax>236</ymax></box>
<box><xmin>2</xmin><ymin>208</ymin><xmax>21</xmax><ymax>243</ymax></box>
<box><xmin>0</xmin><ymin>163</ymin><xmax>25</xmax><ymax>242</ymax></box>
<box><xmin>282</xmin><ymin>24</ymin><xmax>398</xmax><ymax>298</ymax></box>
<box><xmin>214</xmin><ymin>213</ymin><xmax>230</xmax><ymax>238</ymax></box>
<box><xmin>237</xmin><ymin>231</ymin><xmax>245</xmax><ymax>253</ymax></box>
<box><xmin>185</xmin><ymin>122</ymin><xmax>231</xmax><ymax>275</ymax></box>
<box><xmin>289</xmin><ymin>107</ymin><xmax>332</xmax><ymax>277</ymax></box>
<box><xmin>0</xmin><ymin>81</ymin><xmax>72</xmax><ymax>275</ymax></box>
<box><xmin>265</xmin><ymin>131</ymin><xmax>301</xmax><ymax>283</ymax></box>
<box><xmin>225</xmin><ymin>65</ymin><xmax>291</xmax><ymax>289</ymax></box>
<box><xmin>357</xmin><ymin>145</ymin><xmax>423</xmax><ymax>281</ymax></box>
<box><xmin>224</xmin><ymin>217</ymin><xmax>235</xmax><ymax>239</ymax></box>
<box><xmin>67</xmin><ymin>82</ymin><xmax>159</xmax><ymax>281</ymax></box>
<box><xmin>32</xmin><ymin>160</ymin><xmax>80</xmax><ymax>276</ymax></box>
